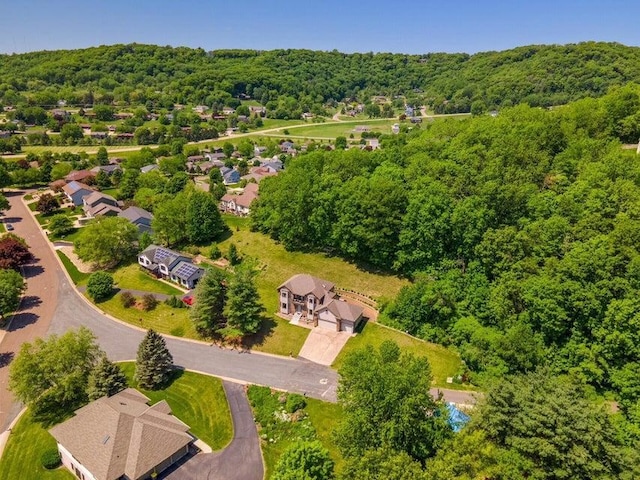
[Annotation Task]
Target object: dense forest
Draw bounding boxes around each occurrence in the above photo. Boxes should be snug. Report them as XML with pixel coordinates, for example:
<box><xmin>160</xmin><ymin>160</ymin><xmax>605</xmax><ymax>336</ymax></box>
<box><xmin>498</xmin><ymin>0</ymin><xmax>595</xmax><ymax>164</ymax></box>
<box><xmin>3</xmin><ymin>42</ymin><xmax>640</xmax><ymax>113</ymax></box>
<box><xmin>252</xmin><ymin>84</ymin><xmax>640</xmax><ymax>414</ymax></box>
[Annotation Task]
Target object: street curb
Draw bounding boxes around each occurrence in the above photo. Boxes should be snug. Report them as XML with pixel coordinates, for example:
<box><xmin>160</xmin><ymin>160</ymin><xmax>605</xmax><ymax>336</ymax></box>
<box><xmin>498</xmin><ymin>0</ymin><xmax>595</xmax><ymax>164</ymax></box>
<box><xmin>0</xmin><ymin>407</ymin><xmax>27</xmax><ymax>462</ymax></box>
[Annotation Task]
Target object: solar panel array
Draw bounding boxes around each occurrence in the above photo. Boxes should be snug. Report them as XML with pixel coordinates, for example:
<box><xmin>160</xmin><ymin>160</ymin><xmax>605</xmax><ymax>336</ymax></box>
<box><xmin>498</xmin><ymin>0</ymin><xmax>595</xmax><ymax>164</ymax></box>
<box><xmin>153</xmin><ymin>248</ymin><xmax>174</xmax><ymax>262</ymax></box>
<box><xmin>173</xmin><ymin>262</ymin><xmax>200</xmax><ymax>278</ymax></box>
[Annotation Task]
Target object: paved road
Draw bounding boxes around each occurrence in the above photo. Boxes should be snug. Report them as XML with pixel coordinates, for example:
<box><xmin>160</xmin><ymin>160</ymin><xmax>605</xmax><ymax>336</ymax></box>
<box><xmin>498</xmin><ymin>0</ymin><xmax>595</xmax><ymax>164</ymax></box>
<box><xmin>0</xmin><ymin>191</ymin><xmax>60</xmax><ymax>431</ymax></box>
<box><xmin>165</xmin><ymin>382</ymin><xmax>263</xmax><ymax>480</ymax></box>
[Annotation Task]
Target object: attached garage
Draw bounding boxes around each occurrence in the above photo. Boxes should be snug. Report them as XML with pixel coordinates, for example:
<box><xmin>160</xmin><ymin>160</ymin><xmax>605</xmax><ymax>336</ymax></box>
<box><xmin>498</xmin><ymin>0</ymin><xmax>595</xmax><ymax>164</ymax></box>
<box><xmin>317</xmin><ymin>300</ymin><xmax>364</xmax><ymax>333</ymax></box>
<box><xmin>317</xmin><ymin>311</ymin><xmax>338</xmax><ymax>331</ymax></box>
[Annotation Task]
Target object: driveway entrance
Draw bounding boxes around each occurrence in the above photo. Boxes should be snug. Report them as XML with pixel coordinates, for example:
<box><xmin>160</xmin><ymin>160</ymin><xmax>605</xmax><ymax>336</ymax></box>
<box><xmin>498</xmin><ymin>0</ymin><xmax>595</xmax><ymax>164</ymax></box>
<box><xmin>298</xmin><ymin>328</ymin><xmax>351</xmax><ymax>366</ymax></box>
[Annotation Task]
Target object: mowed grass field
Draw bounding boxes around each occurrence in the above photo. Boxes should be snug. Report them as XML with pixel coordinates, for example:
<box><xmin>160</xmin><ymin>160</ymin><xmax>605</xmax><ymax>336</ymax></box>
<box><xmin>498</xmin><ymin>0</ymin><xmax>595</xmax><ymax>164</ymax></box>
<box><xmin>333</xmin><ymin>322</ymin><xmax>463</xmax><ymax>388</ymax></box>
<box><xmin>275</xmin><ymin>118</ymin><xmax>400</xmax><ymax>138</ymax></box>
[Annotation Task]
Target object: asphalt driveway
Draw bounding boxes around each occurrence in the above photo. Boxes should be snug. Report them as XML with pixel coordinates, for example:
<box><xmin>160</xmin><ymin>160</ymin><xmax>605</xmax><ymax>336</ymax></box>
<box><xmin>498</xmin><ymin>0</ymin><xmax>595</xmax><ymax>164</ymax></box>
<box><xmin>163</xmin><ymin>381</ymin><xmax>263</xmax><ymax>480</ymax></box>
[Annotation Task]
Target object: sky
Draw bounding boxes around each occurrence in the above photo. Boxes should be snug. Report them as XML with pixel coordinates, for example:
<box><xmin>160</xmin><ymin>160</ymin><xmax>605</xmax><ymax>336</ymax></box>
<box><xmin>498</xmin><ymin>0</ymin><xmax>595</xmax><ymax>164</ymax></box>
<box><xmin>2</xmin><ymin>0</ymin><xmax>640</xmax><ymax>55</ymax></box>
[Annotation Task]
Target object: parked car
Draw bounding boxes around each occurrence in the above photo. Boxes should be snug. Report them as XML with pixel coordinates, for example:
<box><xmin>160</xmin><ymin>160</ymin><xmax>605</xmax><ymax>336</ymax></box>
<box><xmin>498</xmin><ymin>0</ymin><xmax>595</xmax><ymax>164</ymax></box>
<box><xmin>5</xmin><ymin>223</ymin><xmax>14</xmax><ymax>231</ymax></box>
<box><xmin>182</xmin><ymin>294</ymin><xmax>194</xmax><ymax>306</ymax></box>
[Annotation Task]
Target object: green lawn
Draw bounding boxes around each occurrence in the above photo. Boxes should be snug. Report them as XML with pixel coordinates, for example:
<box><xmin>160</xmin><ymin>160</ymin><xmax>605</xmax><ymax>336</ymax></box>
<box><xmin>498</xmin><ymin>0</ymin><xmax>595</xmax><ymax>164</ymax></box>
<box><xmin>95</xmin><ymin>293</ymin><xmax>197</xmax><ymax>339</ymax></box>
<box><xmin>333</xmin><ymin>322</ymin><xmax>463</xmax><ymax>388</ymax></box>
<box><xmin>22</xmin><ymin>145</ymin><xmax>139</xmax><ymax>155</ymax></box>
<box><xmin>119</xmin><ymin>362</ymin><xmax>233</xmax><ymax>450</ymax></box>
<box><xmin>112</xmin><ymin>263</ymin><xmax>184</xmax><ymax>296</ymax></box>
<box><xmin>0</xmin><ymin>410</ymin><xmax>74</xmax><ymax>480</ymax></box>
<box><xmin>278</xmin><ymin>119</ymin><xmax>400</xmax><ymax>139</ymax></box>
<box><xmin>57</xmin><ymin>250</ymin><xmax>90</xmax><ymax>285</ymax></box>
<box><xmin>305</xmin><ymin>398</ymin><xmax>344</xmax><ymax>472</ymax></box>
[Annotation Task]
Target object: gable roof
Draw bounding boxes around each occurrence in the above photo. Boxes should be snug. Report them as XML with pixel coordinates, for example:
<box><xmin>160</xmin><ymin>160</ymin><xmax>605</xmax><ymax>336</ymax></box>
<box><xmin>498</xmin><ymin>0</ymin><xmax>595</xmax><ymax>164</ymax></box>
<box><xmin>278</xmin><ymin>274</ymin><xmax>335</xmax><ymax>299</ymax></box>
<box><xmin>119</xmin><ymin>206</ymin><xmax>153</xmax><ymax>223</ymax></box>
<box><xmin>62</xmin><ymin>181</ymin><xmax>93</xmax><ymax>196</ymax></box>
<box><xmin>50</xmin><ymin>388</ymin><xmax>192</xmax><ymax>480</ymax></box>
<box><xmin>140</xmin><ymin>164</ymin><xmax>158</xmax><ymax>173</ymax></box>
<box><xmin>170</xmin><ymin>261</ymin><xmax>204</xmax><ymax>280</ymax></box>
<box><xmin>139</xmin><ymin>244</ymin><xmax>187</xmax><ymax>268</ymax></box>
<box><xmin>84</xmin><ymin>191</ymin><xmax>117</xmax><ymax>207</ymax></box>
<box><xmin>319</xmin><ymin>299</ymin><xmax>364</xmax><ymax>323</ymax></box>
<box><xmin>65</xmin><ymin>170</ymin><xmax>95</xmax><ymax>182</ymax></box>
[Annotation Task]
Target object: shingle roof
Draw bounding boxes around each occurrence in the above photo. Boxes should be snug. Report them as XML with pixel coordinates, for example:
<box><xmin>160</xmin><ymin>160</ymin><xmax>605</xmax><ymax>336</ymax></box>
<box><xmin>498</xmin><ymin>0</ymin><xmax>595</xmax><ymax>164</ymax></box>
<box><xmin>84</xmin><ymin>191</ymin><xmax>117</xmax><ymax>207</ymax></box>
<box><xmin>119</xmin><ymin>206</ymin><xmax>153</xmax><ymax>223</ymax></box>
<box><xmin>49</xmin><ymin>388</ymin><xmax>192</xmax><ymax>480</ymax></box>
<box><xmin>171</xmin><ymin>261</ymin><xmax>204</xmax><ymax>280</ymax></box>
<box><xmin>62</xmin><ymin>181</ymin><xmax>93</xmax><ymax>195</ymax></box>
<box><xmin>278</xmin><ymin>274</ymin><xmax>335</xmax><ymax>299</ymax></box>
<box><xmin>320</xmin><ymin>299</ymin><xmax>364</xmax><ymax>323</ymax></box>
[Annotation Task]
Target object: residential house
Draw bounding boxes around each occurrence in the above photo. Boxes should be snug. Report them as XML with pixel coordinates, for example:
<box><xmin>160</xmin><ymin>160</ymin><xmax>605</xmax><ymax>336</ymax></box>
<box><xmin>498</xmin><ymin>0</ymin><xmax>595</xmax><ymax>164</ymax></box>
<box><xmin>220</xmin><ymin>182</ymin><xmax>259</xmax><ymax>216</ymax></box>
<box><xmin>140</xmin><ymin>164</ymin><xmax>159</xmax><ymax>174</ymax></box>
<box><xmin>241</xmin><ymin>166</ymin><xmax>277</xmax><ymax>183</ymax></box>
<box><xmin>205</xmin><ymin>152</ymin><xmax>226</xmax><ymax>163</ymax></box>
<box><xmin>280</xmin><ymin>141</ymin><xmax>295</xmax><ymax>152</ymax></box>
<box><xmin>90</xmin><ymin>164</ymin><xmax>122</xmax><ymax>176</ymax></box>
<box><xmin>405</xmin><ymin>105</ymin><xmax>415</xmax><ymax>117</ymax></box>
<box><xmin>410</xmin><ymin>116</ymin><xmax>423</xmax><ymax>124</ymax></box>
<box><xmin>278</xmin><ymin>274</ymin><xmax>364</xmax><ymax>333</ymax></box>
<box><xmin>193</xmin><ymin>105</ymin><xmax>208</xmax><ymax>113</ymax></box>
<box><xmin>62</xmin><ymin>181</ymin><xmax>95</xmax><ymax>206</ymax></box>
<box><xmin>113</xmin><ymin>112</ymin><xmax>134</xmax><ymax>120</ymax></box>
<box><xmin>138</xmin><ymin>245</ymin><xmax>204</xmax><ymax>289</ymax></box>
<box><xmin>391</xmin><ymin>123</ymin><xmax>400</xmax><ymax>134</ymax></box>
<box><xmin>83</xmin><ymin>191</ymin><xmax>122</xmax><ymax>217</ymax></box>
<box><xmin>261</xmin><ymin>159</ymin><xmax>283</xmax><ymax>173</ymax></box>
<box><xmin>65</xmin><ymin>170</ymin><xmax>96</xmax><ymax>184</ymax></box>
<box><xmin>254</xmin><ymin>146</ymin><xmax>267</xmax><ymax>157</ymax></box>
<box><xmin>50</xmin><ymin>388</ymin><xmax>193</xmax><ymax>480</ymax></box>
<box><xmin>366</xmin><ymin>138</ymin><xmax>380</xmax><ymax>150</ymax></box>
<box><xmin>51</xmin><ymin>109</ymin><xmax>70</xmax><ymax>121</ymax></box>
<box><xmin>301</xmin><ymin>112</ymin><xmax>314</xmax><ymax>120</ymax></box>
<box><xmin>249</xmin><ymin>105</ymin><xmax>266</xmax><ymax>116</ymax></box>
<box><xmin>222</xmin><ymin>107</ymin><xmax>235</xmax><ymax>115</ymax></box>
<box><xmin>119</xmin><ymin>206</ymin><xmax>154</xmax><ymax>233</ymax></box>
<box><xmin>220</xmin><ymin>167</ymin><xmax>241</xmax><ymax>185</ymax></box>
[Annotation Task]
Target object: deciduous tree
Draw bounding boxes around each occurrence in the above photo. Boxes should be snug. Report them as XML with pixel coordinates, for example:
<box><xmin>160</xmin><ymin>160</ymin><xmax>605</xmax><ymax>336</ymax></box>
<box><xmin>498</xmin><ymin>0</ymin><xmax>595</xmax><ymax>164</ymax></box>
<box><xmin>36</xmin><ymin>193</ymin><xmax>60</xmax><ymax>214</ymax></box>
<box><xmin>75</xmin><ymin>217</ymin><xmax>138</xmax><ymax>269</ymax></box>
<box><xmin>0</xmin><ymin>235</ymin><xmax>32</xmax><ymax>270</ymax></box>
<box><xmin>86</xmin><ymin>271</ymin><xmax>114</xmax><ymax>301</ymax></box>
<box><xmin>0</xmin><ymin>268</ymin><xmax>25</xmax><ymax>320</ymax></box>
<box><xmin>272</xmin><ymin>441</ymin><xmax>334</xmax><ymax>480</ymax></box>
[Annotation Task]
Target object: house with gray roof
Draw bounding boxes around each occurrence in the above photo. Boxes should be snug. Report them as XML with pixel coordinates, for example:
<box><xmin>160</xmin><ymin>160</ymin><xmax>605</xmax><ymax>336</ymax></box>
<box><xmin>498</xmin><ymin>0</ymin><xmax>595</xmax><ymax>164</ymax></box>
<box><xmin>138</xmin><ymin>245</ymin><xmax>204</xmax><ymax>289</ymax></box>
<box><xmin>49</xmin><ymin>388</ymin><xmax>193</xmax><ymax>480</ymax></box>
<box><xmin>220</xmin><ymin>167</ymin><xmax>241</xmax><ymax>185</ymax></box>
<box><xmin>278</xmin><ymin>274</ymin><xmax>364</xmax><ymax>332</ymax></box>
<box><xmin>140</xmin><ymin>164</ymin><xmax>159</xmax><ymax>174</ymax></box>
<box><xmin>62</xmin><ymin>181</ymin><xmax>95</xmax><ymax>206</ymax></box>
<box><xmin>90</xmin><ymin>164</ymin><xmax>122</xmax><ymax>176</ymax></box>
<box><xmin>119</xmin><ymin>206</ymin><xmax>153</xmax><ymax>233</ymax></box>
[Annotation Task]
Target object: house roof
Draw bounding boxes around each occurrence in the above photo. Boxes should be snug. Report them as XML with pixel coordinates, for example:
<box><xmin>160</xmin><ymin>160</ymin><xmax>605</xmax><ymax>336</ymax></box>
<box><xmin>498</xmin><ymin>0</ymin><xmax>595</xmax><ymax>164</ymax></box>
<box><xmin>90</xmin><ymin>164</ymin><xmax>121</xmax><ymax>174</ymax></box>
<box><xmin>278</xmin><ymin>274</ymin><xmax>335</xmax><ymax>299</ymax></box>
<box><xmin>119</xmin><ymin>206</ymin><xmax>153</xmax><ymax>223</ymax></box>
<box><xmin>319</xmin><ymin>299</ymin><xmax>364</xmax><ymax>323</ymax></box>
<box><xmin>170</xmin><ymin>261</ymin><xmax>204</xmax><ymax>280</ymax></box>
<box><xmin>90</xmin><ymin>204</ymin><xmax>122</xmax><ymax>217</ymax></box>
<box><xmin>62</xmin><ymin>181</ymin><xmax>93</xmax><ymax>196</ymax></box>
<box><xmin>49</xmin><ymin>388</ymin><xmax>192</xmax><ymax>480</ymax></box>
<box><xmin>140</xmin><ymin>245</ymin><xmax>187</xmax><ymax>268</ymax></box>
<box><xmin>84</xmin><ymin>191</ymin><xmax>117</xmax><ymax>207</ymax></box>
<box><xmin>140</xmin><ymin>164</ymin><xmax>158</xmax><ymax>173</ymax></box>
<box><xmin>65</xmin><ymin>170</ymin><xmax>96</xmax><ymax>182</ymax></box>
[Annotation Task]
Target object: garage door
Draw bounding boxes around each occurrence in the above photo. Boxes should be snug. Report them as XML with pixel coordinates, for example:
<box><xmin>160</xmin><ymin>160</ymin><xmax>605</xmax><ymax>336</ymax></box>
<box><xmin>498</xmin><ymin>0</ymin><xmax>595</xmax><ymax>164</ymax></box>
<box><xmin>342</xmin><ymin>322</ymin><xmax>354</xmax><ymax>333</ymax></box>
<box><xmin>317</xmin><ymin>318</ymin><xmax>336</xmax><ymax>331</ymax></box>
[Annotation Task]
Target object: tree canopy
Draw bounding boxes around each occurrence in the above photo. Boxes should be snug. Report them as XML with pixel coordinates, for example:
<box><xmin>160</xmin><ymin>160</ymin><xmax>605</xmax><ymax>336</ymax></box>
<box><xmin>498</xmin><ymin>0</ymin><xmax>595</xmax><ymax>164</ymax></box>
<box><xmin>74</xmin><ymin>216</ymin><xmax>139</xmax><ymax>269</ymax></box>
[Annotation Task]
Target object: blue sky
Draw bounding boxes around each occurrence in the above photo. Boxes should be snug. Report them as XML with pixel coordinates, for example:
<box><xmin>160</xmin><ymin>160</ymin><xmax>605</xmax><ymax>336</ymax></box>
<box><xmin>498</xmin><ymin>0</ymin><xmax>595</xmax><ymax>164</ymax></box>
<box><xmin>2</xmin><ymin>0</ymin><xmax>640</xmax><ymax>55</ymax></box>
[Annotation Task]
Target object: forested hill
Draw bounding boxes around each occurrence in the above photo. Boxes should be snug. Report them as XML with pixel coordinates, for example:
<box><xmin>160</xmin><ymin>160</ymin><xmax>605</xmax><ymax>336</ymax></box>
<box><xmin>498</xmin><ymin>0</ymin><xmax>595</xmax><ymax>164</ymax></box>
<box><xmin>2</xmin><ymin>42</ymin><xmax>640</xmax><ymax>112</ymax></box>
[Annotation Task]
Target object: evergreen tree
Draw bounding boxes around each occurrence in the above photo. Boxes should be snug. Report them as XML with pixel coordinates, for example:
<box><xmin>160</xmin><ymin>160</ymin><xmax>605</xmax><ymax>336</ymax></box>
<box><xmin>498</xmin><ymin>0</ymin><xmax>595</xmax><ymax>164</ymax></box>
<box><xmin>135</xmin><ymin>329</ymin><xmax>174</xmax><ymax>389</ymax></box>
<box><xmin>190</xmin><ymin>269</ymin><xmax>226</xmax><ymax>335</ymax></box>
<box><xmin>87</xmin><ymin>356</ymin><xmax>127</xmax><ymax>400</ymax></box>
<box><xmin>224</xmin><ymin>261</ymin><xmax>263</xmax><ymax>335</ymax></box>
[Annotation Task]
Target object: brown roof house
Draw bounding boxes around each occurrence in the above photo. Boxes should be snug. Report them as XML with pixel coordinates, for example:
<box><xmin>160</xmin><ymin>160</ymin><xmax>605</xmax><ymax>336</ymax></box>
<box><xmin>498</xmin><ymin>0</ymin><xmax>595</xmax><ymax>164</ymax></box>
<box><xmin>83</xmin><ymin>191</ymin><xmax>122</xmax><ymax>217</ymax></box>
<box><xmin>278</xmin><ymin>274</ymin><xmax>364</xmax><ymax>333</ymax></box>
<box><xmin>49</xmin><ymin>388</ymin><xmax>193</xmax><ymax>480</ymax></box>
<box><xmin>65</xmin><ymin>169</ymin><xmax>96</xmax><ymax>184</ymax></box>
<box><xmin>220</xmin><ymin>182</ymin><xmax>259</xmax><ymax>216</ymax></box>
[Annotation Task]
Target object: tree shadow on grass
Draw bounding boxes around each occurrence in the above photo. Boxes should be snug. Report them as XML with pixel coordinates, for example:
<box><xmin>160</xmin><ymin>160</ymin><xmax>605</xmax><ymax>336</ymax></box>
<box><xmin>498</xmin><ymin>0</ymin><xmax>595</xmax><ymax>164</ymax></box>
<box><xmin>241</xmin><ymin>315</ymin><xmax>277</xmax><ymax>351</ymax></box>
<box><xmin>158</xmin><ymin>366</ymin><xmax>185</xmax><ymax>390</ymax></box>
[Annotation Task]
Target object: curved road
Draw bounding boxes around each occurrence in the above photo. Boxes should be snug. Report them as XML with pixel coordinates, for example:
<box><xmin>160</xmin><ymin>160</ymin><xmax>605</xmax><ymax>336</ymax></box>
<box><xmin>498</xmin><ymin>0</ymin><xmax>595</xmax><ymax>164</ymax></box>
<box><xmin>0</xmin><ymin>190</ymin><xmax>477</xmax><ymax>433</ymax></box>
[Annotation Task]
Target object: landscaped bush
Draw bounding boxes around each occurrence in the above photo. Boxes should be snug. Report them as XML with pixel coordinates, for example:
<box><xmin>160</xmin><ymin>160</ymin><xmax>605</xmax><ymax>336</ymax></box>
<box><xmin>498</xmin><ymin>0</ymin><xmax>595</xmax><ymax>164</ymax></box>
<box><xmin>41</xmin><ymin>449</ymin><xmax>61</xmax><ymax>469</ymax></box>
<box><xmin>164</xmin><ymin>295</ymin><xmax>185</xmax><ymax>309</ymax></box>
<box><xmin>285</xmin><ymin>393</ymin><xmax>307</xmax><ymax>413</ymax></box>
<box><xmin>209</xmin><ymin>245</ymin><xmax>221</xmax><ymax>260</ymax></box>
<box><xmin>141</xmin><ymin>293</ymin><xmax>158</xmax><ymax>311</ymax></box>
<box><xmin>120</xmin><ymin>291</ymin><xmax>136</xmax><ymax>308</ymax></box>
<box><xmin>86</xmin><ymin>271</ymin><xmax>114</xmax><ymax>301</ymax></box>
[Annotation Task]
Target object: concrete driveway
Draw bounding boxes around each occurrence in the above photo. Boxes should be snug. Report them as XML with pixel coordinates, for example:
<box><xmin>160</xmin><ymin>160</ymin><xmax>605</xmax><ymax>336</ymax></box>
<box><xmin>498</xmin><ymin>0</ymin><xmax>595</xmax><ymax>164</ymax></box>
<box><xmin>163</xmin><ymin>381</ymin><xmax>263</xmax><ymax>480</ymax></box>
<box><xmin>298</xmin><ymin>328</ymin><xmax>351</xmax><ymax>366</ymax></box>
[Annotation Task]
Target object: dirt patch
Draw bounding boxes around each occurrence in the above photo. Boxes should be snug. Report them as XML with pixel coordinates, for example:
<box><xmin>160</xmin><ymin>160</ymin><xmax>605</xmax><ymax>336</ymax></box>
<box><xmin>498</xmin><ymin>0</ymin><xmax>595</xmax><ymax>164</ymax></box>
<box><xmin>59</xmin><ymin>245</ymin><xmax>94</xmax><ymax>273</ymax></box>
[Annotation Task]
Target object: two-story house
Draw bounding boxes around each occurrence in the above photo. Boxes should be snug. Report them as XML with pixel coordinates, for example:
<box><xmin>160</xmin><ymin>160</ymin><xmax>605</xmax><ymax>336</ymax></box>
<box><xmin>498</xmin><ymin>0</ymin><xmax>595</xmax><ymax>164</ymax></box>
<box><xmin>138</xmin><ymin>245</ymin><xmax>204</xmax><ymax>289</ymax></box>
<box><xmin>277</xmin><ymin>274</ymin><xmax>364</xmax><ymax>333</ymax></box>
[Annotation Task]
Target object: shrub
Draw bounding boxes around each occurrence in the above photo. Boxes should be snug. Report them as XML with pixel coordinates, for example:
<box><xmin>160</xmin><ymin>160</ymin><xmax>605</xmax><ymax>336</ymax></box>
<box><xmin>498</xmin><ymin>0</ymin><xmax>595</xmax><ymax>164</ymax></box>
<box><xmin>86</xmin><ymin>271</ymin><xmax>114</xmax><ymax>301</ymax></box>
<box><xmin>285</xmin><ymin>393</ymin><xmax>307</xmax><ymax>413</ymax></box>
<box><xmin>164</xmin><ymin>295</ymin><xmax>185</xmax><ymax>309</ymax></box>
<box><xmin>120</xmin><ymin>291</ymin><xmax>136</xmax><ymax>308</ymax></box>
<box><xmin>41</xmin><ymin>449</ymin><xmax>61</xmax><ymax>469</ymax></box>
<box><xmin>209</xmin><ymin>245</ymin><xmax>221</xmax><ymax>260</ymax></box>
<box><xmin>141</xmin><ymin>293</ymin><xmax>158</xmax><ymax>311</ymax></box>
<box><xmin>227</xmin><ymin>243</ymin><xmax>241</xmax><ymax>265</ymax></box>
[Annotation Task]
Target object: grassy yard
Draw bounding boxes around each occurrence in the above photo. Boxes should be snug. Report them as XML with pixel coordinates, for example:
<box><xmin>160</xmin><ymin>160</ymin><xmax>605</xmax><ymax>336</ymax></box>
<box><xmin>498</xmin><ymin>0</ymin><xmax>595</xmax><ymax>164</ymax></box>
<box><xmin>218</xmin><ymin>216</ymin><xmax>408</xmax><ymax>315</ymax></box>
<box><xmin>119</xmin><ymin>362</ymin><xmax>233</xmax><ymax>450</ymax></box>
<box><xmin>112</xmin><ymin>263</ymin><xmax>184</xmax><ymax>296</ymax></box>
<box><xmin>333</xmin><ymin>322</ymin><xmax>463</xmax><ymax>388</ymax></box>
<box><xmin>57</xmin><ymin>250</ymin><xmax>89</xmax><ymax>285</ymax></box>
<box><xmin>0</xmin><ymin>410</ymin><xmax>74</xmax><ymax>480</ymax></box>
<box><xmin>95</xmin><ymin>293</ymin><xmax>197</xmax><ymax>339</ymax></box>
<box><xmin>247</xmin><ymin>386</ymin><xmax>344</xmax><ymax>478</ymax></box>
<box><xmin>280</xmin><ymin>119</ymin><xmax>400</xmax><ymax>139</ymax></box>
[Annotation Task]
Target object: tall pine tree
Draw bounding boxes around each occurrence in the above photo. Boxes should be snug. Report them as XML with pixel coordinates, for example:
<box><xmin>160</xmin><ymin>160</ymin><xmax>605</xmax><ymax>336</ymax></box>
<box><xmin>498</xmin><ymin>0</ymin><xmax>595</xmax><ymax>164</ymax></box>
<box><xmin>224</xmin><ymin>261</ymin><xmax>264</xmax><ymax>336</ymax></box>
<box><xmin>135</xmin><ymin>329</ymin><xmax>174</xmax><ymax>389</ymax></box>
<box><xmin>190</xmin><ymin>269</ymin><xmax>226</xmax><ymax>335</ymax></box>
<box><xmin>87</xmin><ymin>356</ymin><xmax>127</xmax><ymax>400</ymax></box>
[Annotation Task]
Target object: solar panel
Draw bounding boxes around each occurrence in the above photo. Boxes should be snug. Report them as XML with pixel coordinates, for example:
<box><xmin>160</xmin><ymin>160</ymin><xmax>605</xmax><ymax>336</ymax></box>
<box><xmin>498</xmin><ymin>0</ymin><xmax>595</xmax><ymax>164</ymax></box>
<box><xmin>173</xmin><ymin>262</ymin><xmax>200</xmax><ymax>278</ymax></box>
<box><xmin>154</xmin><ymin>248</ymin><xmax>174</xmax><ymax>262</ymax></box>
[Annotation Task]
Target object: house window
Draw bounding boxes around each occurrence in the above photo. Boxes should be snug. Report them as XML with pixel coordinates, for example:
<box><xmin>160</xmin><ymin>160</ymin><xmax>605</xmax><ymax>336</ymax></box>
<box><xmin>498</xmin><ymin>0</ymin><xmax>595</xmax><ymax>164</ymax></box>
<box><xmin>281</xmin><ymin>291</ymin><xmax>287</xmax><ymax>298</ymax></box>
<box><xmin>282</xmin><ymin>303</ymin><xmax>287</xmax><ymax>309</ymax></box>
